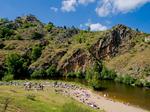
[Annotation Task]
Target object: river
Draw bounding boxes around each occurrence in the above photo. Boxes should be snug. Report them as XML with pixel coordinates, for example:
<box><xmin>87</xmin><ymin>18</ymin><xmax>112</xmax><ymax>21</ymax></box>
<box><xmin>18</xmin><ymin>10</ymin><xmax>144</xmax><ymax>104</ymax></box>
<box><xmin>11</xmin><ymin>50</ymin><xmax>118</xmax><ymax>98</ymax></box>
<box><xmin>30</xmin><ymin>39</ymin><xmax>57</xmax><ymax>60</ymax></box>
<box><xmin>53</xmin><ymin>77</ymin><xmax>150</xmax><ymax>111</ymax></box>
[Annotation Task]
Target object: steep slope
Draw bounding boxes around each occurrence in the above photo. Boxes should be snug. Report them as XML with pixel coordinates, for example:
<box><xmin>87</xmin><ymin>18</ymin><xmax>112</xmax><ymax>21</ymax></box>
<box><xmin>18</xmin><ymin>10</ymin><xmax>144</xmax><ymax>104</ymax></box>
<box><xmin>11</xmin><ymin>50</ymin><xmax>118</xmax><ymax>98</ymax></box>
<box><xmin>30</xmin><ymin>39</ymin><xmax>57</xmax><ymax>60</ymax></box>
<box><xmin>0</xmin><ymin>15</ymin><xmax>150</xmax><ymax>82</ymax></box>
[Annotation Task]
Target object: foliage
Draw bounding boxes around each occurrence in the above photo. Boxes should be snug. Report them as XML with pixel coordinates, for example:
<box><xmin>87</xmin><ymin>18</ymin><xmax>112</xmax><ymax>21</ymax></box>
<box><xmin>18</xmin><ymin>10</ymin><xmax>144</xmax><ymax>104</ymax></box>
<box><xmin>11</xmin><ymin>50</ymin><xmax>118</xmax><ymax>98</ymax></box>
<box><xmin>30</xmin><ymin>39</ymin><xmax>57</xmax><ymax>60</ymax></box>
<box><xmin>31</xmin><ymin>32</ymin><xmax>43</xmax><ymax>40</ymax></box>
<box><xmin>115</xmin><ymin>75</ymin><xmax>136</xmax><ymax>85</ymax></box>
<box><xmin>45</xmin><ymin>22</ymin><xmax>54</xmax><ymax>32</ymax></box>
<box><xmin>2</xmin><ymin>74</ymin><xmax>14</xmax><ymax>82</ymax></box>
<box><xmin>5</xmin><ymin>53</ymin><xmax>28</xmax><ymax>79</ymax></box>
<box><xmin>31</xmin><ymin>45</ymin><xmax>42</xmax><ymax>61</ymax></box>
<box><xmin>0</xmin><ymin>26</ymin><xmax>14</xmax><ymax>39</ymax></box>
<box><xmin>86</xmin><ymin>62</ymin><xmax>102</xmax><ymax>90</ymax></box>
<box><xmin>134</xmin><ymin>79</ymin><xmax>144</xmax><ymax>87</ymax></box>
<box><xmin>0</xmin><ymin>41</ymin><xmax>5</xmax><ymax>49</ymax></box>
<box><xmin>66</xmin><ymin>71</ymin><xmax>83</xmax><ymax>78</ymax></box>
<box><xmin>31</xmin><ymin>69</ymin><xmax>47</xmax><ymax>79</ymax></box>
<box><xmin>122</xmin><ymin>75</ymin><xmax>136</xmax><ymax>85</ymax></box>
<box><xmin>101</xmin><ymin>67</ymin><xmax>117</xmax><ymax>80</ymax></box>
<box><xmin>46</xmin><ymin>66</ymin><xmax>58</xmax><ymax>77</ymax></box>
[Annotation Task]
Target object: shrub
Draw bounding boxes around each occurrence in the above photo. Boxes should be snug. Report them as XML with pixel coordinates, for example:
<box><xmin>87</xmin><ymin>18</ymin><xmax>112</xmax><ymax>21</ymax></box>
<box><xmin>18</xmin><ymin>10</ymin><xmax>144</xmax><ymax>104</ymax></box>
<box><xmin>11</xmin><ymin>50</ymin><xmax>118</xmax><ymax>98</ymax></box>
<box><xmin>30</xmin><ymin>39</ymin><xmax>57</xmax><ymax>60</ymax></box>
<box><xmin>5</xmin><ymin>53</ymin><xmax>28</xmax><ymax>79</ymax></box>
<box><xmin>0</xmin><ymin>26</ymin><xmax>14</xmax><ymax>39</ymax></box>
<box><xmin>31</xmin><ymin>32</ymin><xmax>43</xmax><ymax>39</ymax></box>
<box><xmin>115</xmin><ymin>76</ymin><xmax>122</xmax><ymax>83</ymax></box>
<box><xmin>66</xmin><ymin>72</ymin><xmax>76</xmax><ymax>78</ymax></box>
<box><xmin>31</xmin><ymin>45</ymin><xmax>42</xmax><ymax>61</ymax></box>
<box><xmin>134</xmin><ymin>79</ymin><xmax>144</xmax><ymax>87</ymax></box>
<box><xmin>45</xmin><ymin>22</ymin><xmax>54</xmax><ymax>32</ymax></box>
<box><xmin>101</xmin><ymin>67</ymin><xmax>117</xmax><ymax>80</ymax></box>
<box><xmin>46</xmin><ymin>66</ymin><xmax>58</xmax><ymax>77</ymax></box>
<box><xmin>2</xmin><ymin>74</ymin><xmax>14</xmax><ymax>82</ymax></box>
<box><xmin>75</xmin><ymin>71</ymin><xmax>84</xmax><ymax>78</ymax></box>
<box><xmin>122</xmin><ymin>75</ymin><xmax>136</xmax><ymax>85</ymax></box>
<box><xmin>115</xmin><ymin>75</ymin><xmax>136</xmax><ymax>85</ymax></box>
<box><xmin>143</xmin><ymin>80</ymin><xmax>150</xmax><ymax>88</ymax></box>
<box><xmin>0</xmin><ymin>41</ymin><xmax>5</xmax><ymax>49</ymax></box>
<box><xmin>31</xmin><ymin>69</ymin><xmax>46</xmax><ymax>79</ymax></box>
<box><xmin>86</xmin><ymin>66</ymin><xmax>102</xmax><ymax>90</ymax></box>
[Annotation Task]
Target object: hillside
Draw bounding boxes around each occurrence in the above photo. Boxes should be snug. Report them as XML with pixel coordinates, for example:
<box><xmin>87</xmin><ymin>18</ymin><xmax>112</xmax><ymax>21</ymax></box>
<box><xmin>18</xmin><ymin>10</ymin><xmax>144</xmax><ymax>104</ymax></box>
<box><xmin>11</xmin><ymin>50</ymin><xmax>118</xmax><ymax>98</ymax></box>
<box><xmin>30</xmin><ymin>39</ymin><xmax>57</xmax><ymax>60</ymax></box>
<box><xmin>0</xmin><ymin>15</ymin><xmax>150</xmax><ymax>87</ymax></box>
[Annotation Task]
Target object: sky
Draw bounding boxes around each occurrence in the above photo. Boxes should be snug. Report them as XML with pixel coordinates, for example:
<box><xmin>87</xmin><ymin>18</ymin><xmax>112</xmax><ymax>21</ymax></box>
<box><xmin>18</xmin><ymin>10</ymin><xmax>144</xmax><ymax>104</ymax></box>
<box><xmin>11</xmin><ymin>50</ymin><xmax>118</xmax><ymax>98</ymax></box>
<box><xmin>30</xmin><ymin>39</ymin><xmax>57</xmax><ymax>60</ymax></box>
<box><xmin>0</xmin><ymin>0</ymin><xmax>150</xmax><ymax>33</ymax></box>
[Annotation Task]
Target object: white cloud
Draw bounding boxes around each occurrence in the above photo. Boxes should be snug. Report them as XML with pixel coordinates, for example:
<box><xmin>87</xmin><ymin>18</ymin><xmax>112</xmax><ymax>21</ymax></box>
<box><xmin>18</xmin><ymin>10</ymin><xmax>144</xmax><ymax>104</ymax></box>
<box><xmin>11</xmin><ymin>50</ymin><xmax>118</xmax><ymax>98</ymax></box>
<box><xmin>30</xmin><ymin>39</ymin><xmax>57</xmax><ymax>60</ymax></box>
<box><xmin>61</xmin><ymin>0</ymin><xmax>95</xmax><ymax>12</ymax></box>
<box><xmin>96</xmin><ymin>0</ymin><xmax>150</xmax><ymax>17</ymax></box>
<box><xmin>89</xmin><ymin>23</ymin><xmax>107</xmax><ymax>31</ymax></box>
<box><xmin>78</xmin><ymin>0</ymin><xmax>95</xmax><ymax>5</ymax></box>
<box><xmin>61</xmin><ymin>0</ymin><xmax>77</xmax><ymax>12</ymax></box>
<box><xmin>50</xmin><ymin>7</ymin><xmax>58</xmax><ymax>12</ymax></box>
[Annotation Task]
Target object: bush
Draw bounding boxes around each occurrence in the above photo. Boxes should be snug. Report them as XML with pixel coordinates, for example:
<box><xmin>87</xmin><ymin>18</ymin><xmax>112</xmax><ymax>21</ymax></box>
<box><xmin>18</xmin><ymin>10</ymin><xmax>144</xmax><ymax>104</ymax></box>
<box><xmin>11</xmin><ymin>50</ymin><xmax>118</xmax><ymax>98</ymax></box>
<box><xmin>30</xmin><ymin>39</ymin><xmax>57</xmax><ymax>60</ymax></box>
<box><xmin>115</xmin><ymin>75</ymin><xmax>124</xmax><ymax>83</ymax></box>
<box><xmin>86</xmin><ymin>66</ymin><xmax>102</xmax><ymax>90</ymax></box>
<box><xmin>134</xmin><ymin>79</ymin><xmax>144</xmax><ymax>87</ymax></box>
<box><xmin>2</xmin><ymin>74</ymin><xmax>14</xmax><ymax>82</ymax></box>
<box><xmin>66</xmin><ymin>71</ymin><xmax>83</xmax><ymax>78</ymax></box>
<box><xmin>46</xmin><ymin>66</ymin><xmax>58</xmax><ymax>77</ymax></box>
<box><xmin>45</xmin><ymin>22</ymin><xmax>54</xmax><ymax>32</ymax></box>
<box><xmin>115</xmin><ymin>75</ymin><xmax>136</xmax><ymax>85</ymax></box>
<box><xmin>31</xmin><ymin>45</ymin><xmax>42</xmax><ymax>61</ymax></box>
<box><xmin>122</xmin><ymin>75</ymin><xmax>136</xmax><ymax>85</ymax></box>
<box><xmin>31</xmin><ymin>32</ymin><xmax>43</xmax><ymax>39</ymax></box>
<box><xmin>101</xmin><ymin>67</ymin><xmax>117</xmax><ymax>80</ymax></box>
<box><xmin>0</xmin><ymin>26</ymin><xmax>14</xmax><ymax>39</ymax></box>
<box><xmin>5</xmin><ymin>53</ymin><xmax>28</xmax><ymax>79</ymax></box>
<box><xmin>143</xmin><ymin>80</ymin><xmax>150</xmax><ymax>88</ymax></box>
<box><xmin>31</xmin><ymin>69</ymin><xmax>46</xmax><ymax>79</ymax></box>
<box><xmin>75</xmin><ymin>71</ymin><xmax>84</xmax><ymax>78</ymax></box>
<box><xmin>0</xmin><ymin>41</ymin><xmax>5</xmax><ymax>49</ymax></box>
<box><xmin>66</xmin><ymin>72</ymin><xmax>76</xmax><ymax>78</ymax></box>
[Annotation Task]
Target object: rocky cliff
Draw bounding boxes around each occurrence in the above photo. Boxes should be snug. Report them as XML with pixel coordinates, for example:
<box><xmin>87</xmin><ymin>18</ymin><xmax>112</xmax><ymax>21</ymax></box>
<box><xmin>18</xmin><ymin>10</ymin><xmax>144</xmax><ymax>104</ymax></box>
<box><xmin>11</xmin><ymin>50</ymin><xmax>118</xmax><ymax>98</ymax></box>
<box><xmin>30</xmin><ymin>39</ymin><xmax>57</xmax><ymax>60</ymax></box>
<box><xmin>0</xmin><ymin>15</ymin><xmax>150</xmax><ymax>81</ymax></box>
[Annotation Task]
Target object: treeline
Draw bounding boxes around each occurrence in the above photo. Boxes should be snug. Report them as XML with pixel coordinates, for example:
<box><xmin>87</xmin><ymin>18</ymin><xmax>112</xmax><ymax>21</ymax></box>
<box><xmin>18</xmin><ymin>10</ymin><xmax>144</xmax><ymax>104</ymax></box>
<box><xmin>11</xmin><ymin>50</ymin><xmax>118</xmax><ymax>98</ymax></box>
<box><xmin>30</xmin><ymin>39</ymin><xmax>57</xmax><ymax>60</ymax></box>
<box><xmin>1</xmin><ymin>52</ymin><xmax>150</xmax><ymax>89</ymax></box>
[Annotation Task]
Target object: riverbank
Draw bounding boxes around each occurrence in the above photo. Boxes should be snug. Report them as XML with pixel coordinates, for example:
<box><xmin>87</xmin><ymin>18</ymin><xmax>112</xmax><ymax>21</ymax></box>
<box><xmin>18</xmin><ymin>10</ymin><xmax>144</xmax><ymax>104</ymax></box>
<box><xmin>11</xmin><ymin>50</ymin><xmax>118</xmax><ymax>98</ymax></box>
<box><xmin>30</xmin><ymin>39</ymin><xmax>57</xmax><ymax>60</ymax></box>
<box><xmin>49</xmin><ymin>81</ymin><xmax>149</xmax><ymax>112</ymax></box>
<box><xmin>0</xmin><ymin>81</ymin><xmax>149</xmax><ymax>112</ymax></box>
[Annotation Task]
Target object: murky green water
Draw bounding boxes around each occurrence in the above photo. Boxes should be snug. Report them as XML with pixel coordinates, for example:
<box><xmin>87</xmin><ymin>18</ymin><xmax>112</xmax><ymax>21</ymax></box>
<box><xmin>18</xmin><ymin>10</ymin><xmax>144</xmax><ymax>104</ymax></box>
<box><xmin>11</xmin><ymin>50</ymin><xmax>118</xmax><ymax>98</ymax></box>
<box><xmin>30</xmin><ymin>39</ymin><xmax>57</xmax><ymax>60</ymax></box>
<box><xmin>53</xmin><ymin>78</ymin><xmax>150</xmax><ymax>111</ymax></box>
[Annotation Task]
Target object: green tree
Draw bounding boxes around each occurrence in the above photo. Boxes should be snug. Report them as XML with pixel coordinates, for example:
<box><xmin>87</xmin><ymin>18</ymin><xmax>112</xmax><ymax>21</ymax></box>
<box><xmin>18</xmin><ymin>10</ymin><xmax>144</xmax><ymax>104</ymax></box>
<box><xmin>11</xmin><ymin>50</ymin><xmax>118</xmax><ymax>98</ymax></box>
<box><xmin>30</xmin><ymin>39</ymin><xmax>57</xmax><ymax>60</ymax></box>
<box><xmin>31</xmin><ymin>69</ymin><xmax>46</xmax><ymax>79</ymax></box>
<box><xmin>5</xmin><ymin>53</ymin><xmax>28</xmax><ymax>79</ymax></box>
<box><xmin>46</xmin><ymin>66</ymin><xmax>58</xmax><ymax>77</ymax></box>
<box><xmin>45</xmin><ymin>22</ymin><xmax>54</xmax><ymax>32</ymax></box>
<box><xmin>86</xmin><ymin>62</ymin><xmax>102</xmax><ymax>90</ymax></box>
<box><xmin>31</xmin><ymin>45</ymin><xmax>42</xmax><ymax>61</ymax></box>
<box><xmin>31</xmin><ymin>32</ymin><xmax>43</xmax><ymax>39</ymax></box>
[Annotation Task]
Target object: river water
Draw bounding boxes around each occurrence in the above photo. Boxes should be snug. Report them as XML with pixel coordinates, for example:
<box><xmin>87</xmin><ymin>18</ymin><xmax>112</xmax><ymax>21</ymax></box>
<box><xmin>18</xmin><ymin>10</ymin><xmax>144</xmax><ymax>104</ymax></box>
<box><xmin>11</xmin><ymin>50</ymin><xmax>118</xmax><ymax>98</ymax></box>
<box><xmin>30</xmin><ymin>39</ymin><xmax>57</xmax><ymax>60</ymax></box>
<box><xmin>53</xmin><ymin>78</ymin><xmax>150</xmax><ymax>111</ymax></box>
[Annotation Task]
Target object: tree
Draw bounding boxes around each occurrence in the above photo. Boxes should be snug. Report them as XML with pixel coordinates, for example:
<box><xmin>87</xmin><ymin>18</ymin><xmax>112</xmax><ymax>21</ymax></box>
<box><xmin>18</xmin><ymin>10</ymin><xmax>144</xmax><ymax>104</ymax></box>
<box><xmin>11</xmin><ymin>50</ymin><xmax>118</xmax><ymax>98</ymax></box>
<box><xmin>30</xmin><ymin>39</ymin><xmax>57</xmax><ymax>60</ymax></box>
<box><xmin>31</xmin><ymin>32</ymin><xmax>43</xmax><ymax>39</ymax></box>
<box><xmin>31</xmin><ymin>45</ymin><xmax>42</xmax><ymax>61</ymax></box>
<box><xmin>46</xmin><ymin>66</ymin><xmax>58</xmax><ymax>77</ymax></box>
<box><xmin>31</xmin><ymin>69</ymin><xmax>46</xmax><ymax>79</ymax></box>
<box><xmin>45</xmin><ymin>22</ymin><xmax>54</xmax><ymax>32</ymax></box>
<box><xmin>86</xmin><ymin>62</ymin><xmax>102</xmax><ymax>90</ymax></box>
<box><xmin>5</xmin><ymin>53</ymin><xmax>28</xmax><ymax>79</ymax></box>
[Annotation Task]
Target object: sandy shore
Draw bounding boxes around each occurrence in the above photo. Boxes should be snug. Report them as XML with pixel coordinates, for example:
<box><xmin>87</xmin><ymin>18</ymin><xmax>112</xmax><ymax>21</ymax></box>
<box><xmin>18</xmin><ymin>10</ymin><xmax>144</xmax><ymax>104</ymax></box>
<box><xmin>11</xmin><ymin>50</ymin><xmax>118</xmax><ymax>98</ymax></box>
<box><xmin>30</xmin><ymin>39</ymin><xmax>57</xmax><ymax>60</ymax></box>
<box><xmin>50</xmin><ymin>81</ymin><xmax>149</xmax><ymax>112</ymax></box>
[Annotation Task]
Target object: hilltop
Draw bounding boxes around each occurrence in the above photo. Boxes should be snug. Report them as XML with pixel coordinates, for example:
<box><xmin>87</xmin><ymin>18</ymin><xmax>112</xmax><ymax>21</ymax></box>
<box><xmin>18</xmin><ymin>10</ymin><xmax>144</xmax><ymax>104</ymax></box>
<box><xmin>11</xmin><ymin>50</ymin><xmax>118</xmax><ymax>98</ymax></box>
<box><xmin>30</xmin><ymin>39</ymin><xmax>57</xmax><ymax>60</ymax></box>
<box><xmin>0</xmin><ymin>15</ymin><xmax>150</xmax><ymax>87</ymax></box>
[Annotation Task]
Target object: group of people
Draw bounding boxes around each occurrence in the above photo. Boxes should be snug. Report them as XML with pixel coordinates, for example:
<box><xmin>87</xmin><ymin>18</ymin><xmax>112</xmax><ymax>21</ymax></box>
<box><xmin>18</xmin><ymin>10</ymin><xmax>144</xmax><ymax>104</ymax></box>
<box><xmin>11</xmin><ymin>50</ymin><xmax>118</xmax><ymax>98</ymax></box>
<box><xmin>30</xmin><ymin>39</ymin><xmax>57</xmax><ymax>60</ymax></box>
<box><xmin>24</xmin><ymin>82</ymin><xmax>44</xmax><ymax>91</ymax></box>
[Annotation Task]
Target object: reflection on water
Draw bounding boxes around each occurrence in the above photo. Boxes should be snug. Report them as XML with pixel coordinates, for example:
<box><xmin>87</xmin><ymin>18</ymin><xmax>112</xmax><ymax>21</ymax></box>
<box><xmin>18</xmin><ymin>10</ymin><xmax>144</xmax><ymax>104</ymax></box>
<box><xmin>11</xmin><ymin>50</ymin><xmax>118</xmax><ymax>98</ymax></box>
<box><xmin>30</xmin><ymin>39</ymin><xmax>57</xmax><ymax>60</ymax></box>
<box><xmin>52</xmin><ymin>77</ymin><xmax>150</xmax><ymax>111</ymax></box>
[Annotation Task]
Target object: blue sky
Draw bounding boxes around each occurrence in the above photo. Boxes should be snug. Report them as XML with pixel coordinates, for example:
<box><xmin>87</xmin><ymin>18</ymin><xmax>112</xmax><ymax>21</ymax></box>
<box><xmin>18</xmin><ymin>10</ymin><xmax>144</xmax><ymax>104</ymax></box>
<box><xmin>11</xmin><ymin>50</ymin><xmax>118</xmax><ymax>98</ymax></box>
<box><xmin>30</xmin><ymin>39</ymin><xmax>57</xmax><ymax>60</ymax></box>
<box><xmin>0</xmin><ymin>0</ymin><xmax>150</xmax><ymax>33</ymax></box>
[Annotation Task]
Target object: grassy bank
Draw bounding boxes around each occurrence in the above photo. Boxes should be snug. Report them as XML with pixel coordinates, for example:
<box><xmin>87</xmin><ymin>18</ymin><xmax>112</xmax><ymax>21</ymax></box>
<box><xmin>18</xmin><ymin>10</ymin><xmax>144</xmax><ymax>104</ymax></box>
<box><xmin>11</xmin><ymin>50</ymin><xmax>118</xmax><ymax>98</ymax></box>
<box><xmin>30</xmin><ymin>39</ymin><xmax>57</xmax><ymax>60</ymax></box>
<box><xmin>0</xmin><ymin>85</ymin><xmax>99</xmax><ymax>112</ymax></box>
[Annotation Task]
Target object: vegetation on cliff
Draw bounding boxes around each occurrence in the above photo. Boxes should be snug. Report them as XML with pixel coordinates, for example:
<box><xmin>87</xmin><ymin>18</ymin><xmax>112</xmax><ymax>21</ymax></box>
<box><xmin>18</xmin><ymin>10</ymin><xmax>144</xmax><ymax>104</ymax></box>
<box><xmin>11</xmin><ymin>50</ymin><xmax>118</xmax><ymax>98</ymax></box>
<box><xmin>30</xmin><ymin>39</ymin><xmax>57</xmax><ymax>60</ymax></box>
<box><xmin>0</xmin><ymin>15</ymin><xmax>150</xmax><ymax>88</ymax></box>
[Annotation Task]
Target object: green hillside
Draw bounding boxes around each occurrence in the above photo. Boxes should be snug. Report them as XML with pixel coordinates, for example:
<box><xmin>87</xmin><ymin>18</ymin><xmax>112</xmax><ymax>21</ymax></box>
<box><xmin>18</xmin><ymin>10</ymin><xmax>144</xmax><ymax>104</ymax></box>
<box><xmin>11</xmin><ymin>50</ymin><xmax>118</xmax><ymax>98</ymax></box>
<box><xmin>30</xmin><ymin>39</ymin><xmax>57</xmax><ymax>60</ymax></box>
<box><xmin>0</xmin><ymin>15</ymin><xmax>150</xmax><ymax>88</ymax></box>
